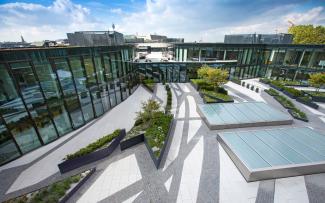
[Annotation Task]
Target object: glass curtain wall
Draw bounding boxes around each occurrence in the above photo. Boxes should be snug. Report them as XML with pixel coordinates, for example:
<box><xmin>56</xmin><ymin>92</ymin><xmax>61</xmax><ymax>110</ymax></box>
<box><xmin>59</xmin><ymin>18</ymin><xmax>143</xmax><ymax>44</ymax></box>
<box><xmin>0</xmin><ymin>46</ymin><xmax>136</xmax><ymax>165</ymax></box>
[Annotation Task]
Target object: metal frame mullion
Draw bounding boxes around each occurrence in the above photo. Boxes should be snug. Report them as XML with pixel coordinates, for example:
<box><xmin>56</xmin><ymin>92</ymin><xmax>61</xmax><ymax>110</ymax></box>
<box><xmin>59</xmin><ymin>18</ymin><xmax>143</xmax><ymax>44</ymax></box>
<box><xmin>49</xmin><ymin>58</ymin><xmax>75</xmax><ymax>129</ymax></box>
<box><xmin>66</xmin><ymin>58</ymin><xmax>86</xmax><ymax>123</ymax></box>
<box><xmin>79</xmin><ymin>56</ymin><xmax>97</xmax><ymax>118</ymax></box>
<box><xmin>91</xmin><ymin>55</ymin><xmax>105</xmax><ymax>110</ymax></box>
<box><xmin>28</xmin><ymin>59</ymin><xmax>60</xmax><ymax>140</ymax></box>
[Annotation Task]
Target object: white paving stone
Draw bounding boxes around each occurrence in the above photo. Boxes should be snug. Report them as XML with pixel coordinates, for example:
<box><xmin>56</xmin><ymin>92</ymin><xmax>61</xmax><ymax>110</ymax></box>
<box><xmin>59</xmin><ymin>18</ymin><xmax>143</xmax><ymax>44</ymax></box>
<box><xmin>187</xmin><ymin>95</ymin><xmax>200</xmax><ymax>118</ymax></box>
<box><xmin>274</xmin><ymin>176</ymin><xmax>309</xmax><ymax>203</ymax></box>
<box><xmin>163</xmin><ymin>120</ymin><xmax>184</xmax><ymax>171</ymax></box>
<box><xmin>177</xmin><ymin>136</ymin><xmax>204</xmax><ymax>203</ymax></box>
<box><xmin>77</xmin><ymin>154</ymin><xmax>142</xmax><ymax>203</ymax></box>
<box><xmin>219</xmin><ymin>143</ymin><xmax>259</xmax><ymax>203</ymax></box>
<box><xmin>164</xmin><ymin>175</ymin><xmax>173</xmax><ymax>192</ymax></box>
<box><xmin>178</xmin><ymin>83</ymin><xmax>191</xmax><ymax>93</ymax></box>
<box><xmin>177</xmin><ymin>99</ymin><xmax>186</xmax><ymax>119</ymax></box>
<box><xmin>187</xmin><ymin>120</ymin><xmax>202</xmax><ymax>144</ymax></box>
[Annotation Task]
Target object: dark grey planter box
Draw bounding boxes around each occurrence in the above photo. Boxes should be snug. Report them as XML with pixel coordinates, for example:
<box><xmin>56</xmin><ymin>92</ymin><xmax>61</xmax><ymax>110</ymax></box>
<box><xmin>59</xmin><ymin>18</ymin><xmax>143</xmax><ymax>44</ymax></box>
<box><xmin>120</xmin><ymin>133</ymin><xmax>144</xmax><ymax>151</ymax></box>
<box><xmin>269</xmin><ymin>84</ymin><xmax>283</xmax><ymax>91</ymax></box>
<box><xmin>282</xmin><ymin>90</ymin><xmax>297</xmax><ymax>99</ymax></box>
<box><xmin>59</xmin><ymin>168</ymin><xmax>96</xmax><ymax>203</ymax></box>
<box><xmin>288</xmin><ymin>109</ymin><xmax>308</xmax><ymax>122</ymax></box>
<box><xmin>58</xmin><ymin>129</ymin><xmax>126</xmax><ymax>174</ymax></box>
<box><xmin>274</xmin><ymin>96</ymin><xmax>295</xmax><ymax>110</ymax></box>
<box><xmin>296</xmin><ymin>97</ymin><xmax>319</xmax><ymax>109</ymax></box>
<box><xmin>311</xmin><ymin>95</ymin><xmax>325</xmax><ymax>102</ymax></box>
<box><xmin>144</xmin><ymin>118</ymin><xmax>174</xmax><ymax>169</ymax></box>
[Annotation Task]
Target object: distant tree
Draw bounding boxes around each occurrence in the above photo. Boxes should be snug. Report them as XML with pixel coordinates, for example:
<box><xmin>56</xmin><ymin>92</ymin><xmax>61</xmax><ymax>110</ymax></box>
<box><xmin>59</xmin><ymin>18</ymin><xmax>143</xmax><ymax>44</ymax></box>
<box><xmin>207</xmin><ymin>68</ymin><xmax>229</xmax><ymax>89</ymax></box>
<box><xmin>288</xmin><ymin>25</ymin><xmax>325</xmax><ymax>44</ymax></box>
<box><xmin>309</xmin><ymin>73</ymin><xmax>325</xmax><ymax>93</ymax></box>
<box><xmin>197</xmin><ymin>65</ymin><xmax>210</xmax><ymax>79</ymax></box>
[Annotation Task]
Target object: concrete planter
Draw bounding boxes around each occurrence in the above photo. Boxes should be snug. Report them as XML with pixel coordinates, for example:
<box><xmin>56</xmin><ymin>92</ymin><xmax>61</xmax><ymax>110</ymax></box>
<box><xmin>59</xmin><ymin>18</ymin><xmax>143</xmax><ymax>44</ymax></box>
<box><xmin>287</xmin><ymin>109</ymin><xmax>308</xmax><ymax>122</ymax></box>
<box><xmin>144</xmin><ymin>118</ymin><xmax>174</xmax><ymax>169</ymax></box>
<box><xmin>296</xmin><ymin>97</ymin><xmax>319</xmax><ymax>109</ymax></box>
<box><xmin>274</xmin><ymin>96</ymin><xmax>295</xmax><ymax>110</ymax></box>
<box><xmin>269</xmin><ymin>84</ymin><xmax>283</xmax><ymax>91</ymax></box>
<box><xmin>282</xmin><ymin>90</ymin><xmax>297</xmax><ymax>99</ymax></box>
<box><xmin>120</xmin><ymin>133</ymin><xmax>144</xmax><ymax>151</ymax></box>
<box><xmin>200</xmin><ymin>92</ymin><xmax>234</xmax><ymax>103</ymax></box>
<box><xmin>310</xmin><ymin>95</ymin><xmax>325</xmax><ymax>102</ymax></box>
<box><xmin>59</xmin><ymin>168</ymin><xmax>96</xmax><ymax>203</ymax></box>
<box><xmin>58</xmin><ymin>129</ymin><xmax>126</xmax><ymax>174</ymax></box>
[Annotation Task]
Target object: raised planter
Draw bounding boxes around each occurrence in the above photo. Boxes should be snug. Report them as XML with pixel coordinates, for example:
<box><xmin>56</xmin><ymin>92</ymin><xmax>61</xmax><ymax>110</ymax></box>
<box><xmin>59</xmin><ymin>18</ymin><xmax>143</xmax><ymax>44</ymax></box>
<box><xmin>120</xmin><ymin>134</ymin><xmax>144</xmax><ymax>151</ymax></box>
<box><xmin>142</xmin><ymin>83</ymin><xmax>155</xmax><ymax>93</ymax></box>
<box><xmin>59</xmin><ymin>168</ymin><xmax>96</xmax><ymax>203</ymax></box>
<box><xmin>310</xmin><ymin>95</ymin><xmax>325</xmax><ymax>102</ymax></box>
<box><xmin>282</xmin><ymin>90</ymin><xmax>297</xmax><ymax>99</ymax></box>
<box><xmin>269</xmin><ymin>83</ymin><xmax>283</xmax><ymax>91</ymax></box>
<box><xmin>200</xmin><ymin>92</ymin><xmax>234</xmax><ymax>103</ymax></box>
<box><xmin>296</xmin><ymin>97</ymin><xmax>319</xmax><ymax>109</ymax></box>
<box><xmin>274</xmin><ymin>96</ymin><xmax>295</xmax><ymax>109</ymax></box>
<box><xmin>287</xmin><ymin>109</ymin><xmax>309</xmax><ymax>122</ymax></box>
<box><xmin>144</xmin><ymin>118</ymin><xmax>174</xmax><ymax>169</ymax></box>
<box><xmin>58</xmin><ymin>129</ymin><xmax>126</xmax><ymax>173</ymax></box>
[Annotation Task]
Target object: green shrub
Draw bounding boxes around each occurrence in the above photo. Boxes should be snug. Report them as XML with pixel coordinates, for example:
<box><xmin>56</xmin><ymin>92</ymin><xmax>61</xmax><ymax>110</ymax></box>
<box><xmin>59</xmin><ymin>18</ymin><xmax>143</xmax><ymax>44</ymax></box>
<box><xmin>203</xmin><ymin>95</ymin><xmax>218</xmax><ymax>103</ymax></box>
<box><xmin>165</xmin><ymin>84</ymin><xmax>172</xmax><ymax>113</ymax></box>
<box><xmin>305</xmin><ymin>91</ymin><xmax>325</xmax><ymax>97</ymax></box>
<box><xmin>145</xmin><ymin>112</ymin><xmax>173</xmax><ymax>158</ymax></box>
<box><xmin>270</xmin><ymin>81</ymin><xmax>285</xmax><ymax>90</ymax></box>
<box><xmin>275</xmin><ymin>95</ymin><xmax>295</xmax><ymax>109</ymax></box>
<box><xmin>201</xmin><ymin>89</ymin><xmax>233</xmax><ymax>102</ymax></box>
<box><xmin>65</xmin><ymin>130</ymin><xmax>120</xmax><ymax>160</ymax></box>
<box><xmin>230</xmin><ymin>78</ymin><xmax>241</xmax><ymax>85</ymax></box>
<box><xmin>291</xmin><ymin>108</ymin><xmax>307</xmax><ymax>119</ymax></box>
<box><xmin>265</xmin><ymin>88</ymin><xmax>279</xmax><ymax>96</ymax></box>
<box><xmin>217</xmin><ymin>87</ymin><xmax>228</xmax><ymax>95</ymax></box>
<box><xmin>297</xmin><ymin>96</ymin><xmax>313</xmax><ymax>103</ymax></box>
<box><xmin>283</xmin><ymin>87</ymin><xmax>304</xmax><ymax>97</ymax></box>
<box><xmin>259</xmin><ymin>78</ymin><xmax>270</xmax><ymax>84</ymax></box>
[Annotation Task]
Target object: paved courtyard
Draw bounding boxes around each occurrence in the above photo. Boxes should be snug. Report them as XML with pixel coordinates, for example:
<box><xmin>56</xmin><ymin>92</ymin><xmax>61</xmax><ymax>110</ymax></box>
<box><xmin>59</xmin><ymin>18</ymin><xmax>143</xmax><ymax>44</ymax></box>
<box><xmin>1</xmin><ymin>81</ymin><xmax>325</xmax><ymax>202</ymax></box>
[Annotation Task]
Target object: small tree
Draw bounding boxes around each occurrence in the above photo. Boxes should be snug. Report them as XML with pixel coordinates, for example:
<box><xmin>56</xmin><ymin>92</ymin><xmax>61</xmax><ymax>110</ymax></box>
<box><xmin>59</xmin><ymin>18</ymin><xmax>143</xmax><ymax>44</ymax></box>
<box><xmin>197</xmin><ymin>65</ymin><xmax>210</xmax><ymax>79</ymax></box>
<box><xmin>309</xmin><ymin>73</ymin><xmax>325</xmax><ymax>93</ymax></box>
<box><xmin>135</xmin><ymin>99</ymin><xmax>161</xmax><ymax>125</ymax></box>
<box><xmin>207</xmin><ymin>68</ymin><xmax>229</xmax><ymax>89</ymax></box>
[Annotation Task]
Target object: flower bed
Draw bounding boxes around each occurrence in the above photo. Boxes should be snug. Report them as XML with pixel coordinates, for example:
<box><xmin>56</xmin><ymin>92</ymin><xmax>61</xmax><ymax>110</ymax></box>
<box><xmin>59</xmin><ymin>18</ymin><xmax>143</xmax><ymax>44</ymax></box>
<box><xmin>142</xmin><ymin>79</ymin><xmax>156</xmax><ymax>92</ymax></box>
<box><xmin>165</xmin><ymin>84</ymin><xmax>172</xmax><ymax>113</ymax></box>
<box><xmin>264</xmin><ymin>88</ymin><xmax>279</xmax><ymax>96</ymax></box>
<box><xmin>4</xmin><ymin>169</ymin><xmax>95</xmax><ymax>203</ymax></box>
<box><xmin>200</xmin><ymin>89</ymin><xmax>234</xmax><ymax>103</ymax></box>
<box><xmin>304</xmin><ymin>91</ymin><xmax>325</xmax><ymax>102</ymax></box>
<box><xmin>144</xmin><ymin>112</ymin><xmax>173</xmax><ymax>168</ymax></box>
<box><xmin>274</xmin><ymin>95</ymin><xmax>295</xmax><ymax>109</ymax></box>
<box><xmin>58</xmin><ymin>130</ymin><xmax>125</xmax><ymax>173</ymax></box>
<box><xmin>282</xmin><ymin>87</ymin><xmax>304</xmax><ymax>99</ymax></box>
<box><xmin>296</xmin><ymin>97</ymin><xmax>319</xmax><ymax>109</ymax></box>
<box><xmin>288</xmin><ymin>109</ymin><xmax>308</xmax><ymax>122</ymax></box>
<box><xmin>259</xmin><ymin>78</ymin><xmax>271</xmax><ymax>84</ymax></box>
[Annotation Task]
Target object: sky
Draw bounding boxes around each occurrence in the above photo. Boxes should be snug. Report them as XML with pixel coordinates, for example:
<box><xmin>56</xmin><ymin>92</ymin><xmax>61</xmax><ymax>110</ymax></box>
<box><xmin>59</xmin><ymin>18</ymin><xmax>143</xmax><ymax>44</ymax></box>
<box><xmin>0</xmin><ymin>0</ymin><xmax>325</xmax><ymax>42</ymax></box>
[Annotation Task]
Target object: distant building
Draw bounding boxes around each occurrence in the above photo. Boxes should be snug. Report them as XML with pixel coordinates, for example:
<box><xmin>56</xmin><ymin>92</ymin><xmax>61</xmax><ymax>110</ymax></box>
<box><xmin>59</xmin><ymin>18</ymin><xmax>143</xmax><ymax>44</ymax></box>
<box><xmin>67</xmin><ymin>31</ymin><xmax>124</xmax><ymax>46</ymax></box>
<box><xmin>124</xmin><ymin>35</ymin><xmax>145</xmax><ymax>43</ymax></box>
<box><xmin>0</xmin><ymin>36</ymin><xmax>34</xmax><ymax>49</ymax></box>
<box><xmin>224</xmin><ymin>33</ymin><xmax>293</xmax><ymax>44</ymax></box>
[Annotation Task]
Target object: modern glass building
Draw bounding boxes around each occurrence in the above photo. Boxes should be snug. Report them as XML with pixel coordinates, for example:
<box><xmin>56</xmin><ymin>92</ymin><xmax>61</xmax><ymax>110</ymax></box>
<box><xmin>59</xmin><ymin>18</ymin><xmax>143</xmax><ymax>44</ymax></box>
<box><xmin>0</xmin><ymin>43</ymin><xmax>324</xmax><ymax>165</ymax></box>
<box><xmin>175</xmin><ymin>43</ymin><xmax>325</xmax><ymax>80</ymax></box>
<box><xmin>0</xmin><ymin>46</ymin><xmax>137</xmax><ymax>165</ymax></box>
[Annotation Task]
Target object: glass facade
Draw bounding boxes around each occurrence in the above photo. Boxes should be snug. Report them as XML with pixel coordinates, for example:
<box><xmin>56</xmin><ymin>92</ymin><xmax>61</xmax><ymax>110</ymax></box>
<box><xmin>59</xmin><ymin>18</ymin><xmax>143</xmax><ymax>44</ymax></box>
<box><xmin>0</xmin><ymin>46</ymin><xmax>137</xmax><ymax>165</ymax></box>
<box><xmin>0</xmin><ymin>43</ymin><xmax>324</xmax><ymax>165</ymax></box>
<box><xmin>175</xmin><ymin>43</ymin><xmax>325</xmax><ymax>80</ymax></box>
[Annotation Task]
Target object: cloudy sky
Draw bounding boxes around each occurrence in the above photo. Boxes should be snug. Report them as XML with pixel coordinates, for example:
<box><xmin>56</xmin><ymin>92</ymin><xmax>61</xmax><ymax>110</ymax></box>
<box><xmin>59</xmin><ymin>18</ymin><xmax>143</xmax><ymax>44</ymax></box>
<box><xmin>0</xmin><ymin>0</ymin><xmax>324</xmax><ymax>42</ymax></box>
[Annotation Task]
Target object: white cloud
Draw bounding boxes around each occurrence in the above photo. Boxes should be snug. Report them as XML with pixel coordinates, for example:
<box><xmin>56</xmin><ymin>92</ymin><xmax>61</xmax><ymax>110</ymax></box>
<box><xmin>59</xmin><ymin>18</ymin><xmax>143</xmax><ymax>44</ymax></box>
<box><xmin>118</xmin><ymin>0</ymin><xmax>325</xmax><ymax>42</ymax></box>
<box><xmin>110</xmin><ymin>8</ymin><xmax>123</xmax><ymax>14</ymax></box>
<box><xmin>0</xmin><ymin>0</ymin><xmax>105</xmax><ymax>41</ymax></box>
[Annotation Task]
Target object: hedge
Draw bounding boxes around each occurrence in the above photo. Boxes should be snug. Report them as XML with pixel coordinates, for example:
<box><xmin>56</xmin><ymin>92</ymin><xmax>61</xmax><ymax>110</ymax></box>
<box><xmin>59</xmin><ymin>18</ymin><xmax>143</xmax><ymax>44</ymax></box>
<box><xmin>265</xmin><ymin>89</ymin><xmax>279</xmax><ymax>96</ymax></box>
<box><xmin>65</xmin><ymin>130</ymin><xmax>120</xmax><ymax>160</ymax></box>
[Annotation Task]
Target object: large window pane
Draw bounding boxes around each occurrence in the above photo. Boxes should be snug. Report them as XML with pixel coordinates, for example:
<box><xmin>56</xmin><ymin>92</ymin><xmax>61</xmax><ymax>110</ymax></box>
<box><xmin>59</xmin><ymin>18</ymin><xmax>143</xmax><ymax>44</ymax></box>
<box><xmin>48</xmin><ymin>98</ymin><xmax>72</xmax><ymax>135</ymax></box>
<box><xmin>65</xmin><ymin>95</ymin><xmax>84</xmax><ymax>128</ymax></box>
<box><xmin>0</xmin><ymin>119</ymin><xmax>20</xmax><ymax>164</ymax></box>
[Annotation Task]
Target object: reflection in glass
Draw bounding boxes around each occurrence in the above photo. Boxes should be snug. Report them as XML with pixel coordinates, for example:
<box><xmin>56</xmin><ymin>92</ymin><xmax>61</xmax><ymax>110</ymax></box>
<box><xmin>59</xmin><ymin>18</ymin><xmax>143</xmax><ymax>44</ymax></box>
<box><xmin>48</xmin><ymin>98</ymin><xmax>72</xmax><ymax>135</ymax></box>
<box><xmin>0</xmin><ymin>119</ymin><xmax>20</xmax><ymax>164</ymax></box>
<box><xmin>64</xmin><ymin>95</ymin><xmax>84</xmax><ymax>128</ymax></box>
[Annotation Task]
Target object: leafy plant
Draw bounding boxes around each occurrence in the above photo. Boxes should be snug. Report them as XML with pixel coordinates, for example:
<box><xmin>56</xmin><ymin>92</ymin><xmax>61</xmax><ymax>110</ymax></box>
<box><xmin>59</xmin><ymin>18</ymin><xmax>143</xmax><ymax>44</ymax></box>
<box><xmin>309</xmin><ymin>72</ymin><xmax>325</xmax><ymax>92</ymax></box>
<box><xmin>275</xmin><ymin>95</ymin><xmax>295</xmax><ymax>109</ymax></box>
<box><xmin>201</xmin><ymin>89</ymin><xmax>233</xmax><ymax>102</ymax></box>
<box><xmin>65</xmin><ymin>130</ymin><xmax>120</xmax><ymax>160</ymax></box>
<box><xmin>283</xmin><ymin>87</ymin><xmax>304</xmax><ymax>97</ymax></box>
<box><xmin>265</xmin><ymin>88</ymin><xmax>279</xmax><ymax>96</ymax></box>
<box><xmin>135</xmin><ymin>99</ymin><xmax>161</xmax><ymax>126</ymax></box>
